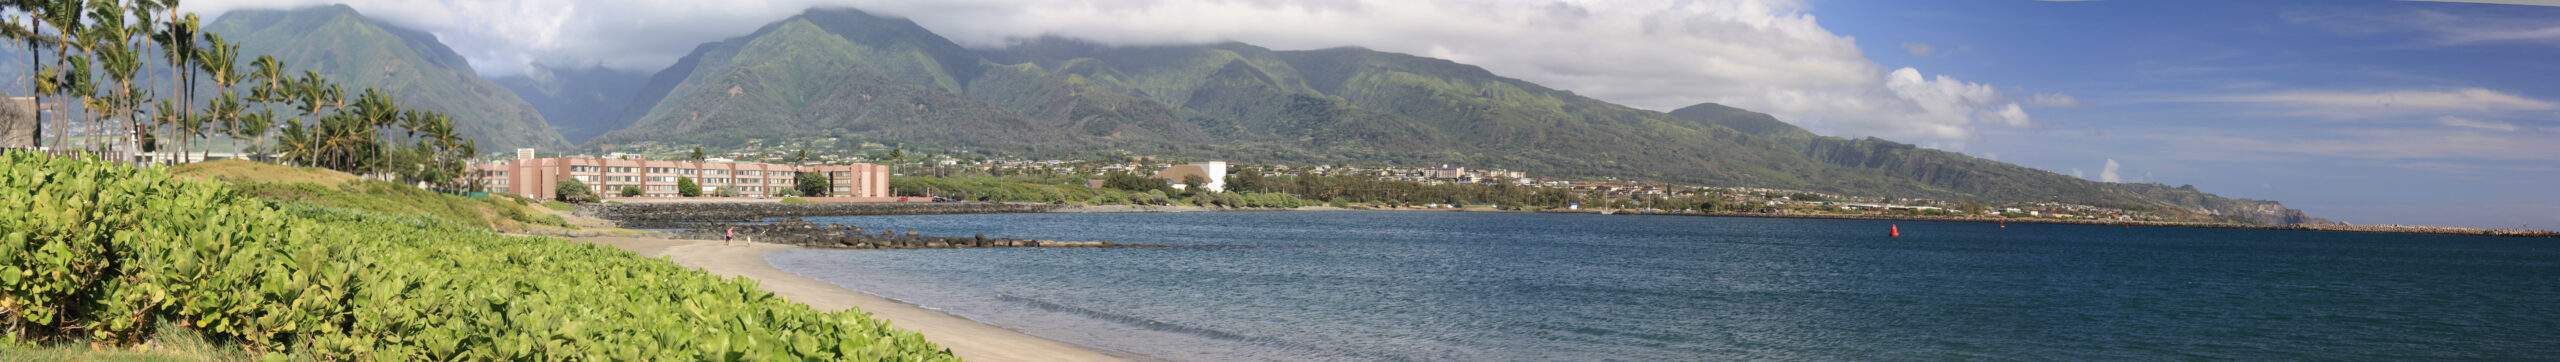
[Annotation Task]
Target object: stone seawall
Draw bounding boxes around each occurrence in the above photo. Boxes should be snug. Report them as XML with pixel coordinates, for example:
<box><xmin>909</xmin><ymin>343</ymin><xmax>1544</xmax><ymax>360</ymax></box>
<box><xmin>684</xmin><ymin>219</ymin><xmax>1139</xmax><ymax>249</ymax></box>
<box><xmin>586</xmin><ymin>202</ymin><xmax>1059</xmax><ymax>228</ymax></box>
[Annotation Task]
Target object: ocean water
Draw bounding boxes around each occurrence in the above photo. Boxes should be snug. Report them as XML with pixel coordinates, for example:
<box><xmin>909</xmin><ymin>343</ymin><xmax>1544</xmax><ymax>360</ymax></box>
<box><xmin>764</xmin><ymin>211</ymin><xmax>2560</xmax><ymax>360</ymax></box>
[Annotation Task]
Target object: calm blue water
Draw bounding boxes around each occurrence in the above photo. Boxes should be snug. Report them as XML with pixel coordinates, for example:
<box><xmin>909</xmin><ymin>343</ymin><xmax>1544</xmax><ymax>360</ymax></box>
<box><xmin>765</xmin><ymin>211</ymin><xmax>2560</xmax><ymax>360</ymax></box>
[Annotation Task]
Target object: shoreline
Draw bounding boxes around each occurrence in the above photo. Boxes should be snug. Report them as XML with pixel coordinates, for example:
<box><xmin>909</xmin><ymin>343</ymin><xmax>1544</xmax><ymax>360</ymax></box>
<box><xmin>1045</xmin><ymin>204</ymin><xmax>2559</xmax><ymax>238</ymax></box>
<box><xmin>571</xmin><ymin>235</ymin><xmax>1128</xmax><ymax>362</ymax></box>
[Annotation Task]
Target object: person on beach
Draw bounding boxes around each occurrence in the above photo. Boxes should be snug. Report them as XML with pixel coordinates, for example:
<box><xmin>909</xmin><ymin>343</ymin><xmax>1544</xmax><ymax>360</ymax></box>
<box><xmin>725</xmin><ymin>226</ymin><xmax>735</xmax><ymax>245</ymax></box>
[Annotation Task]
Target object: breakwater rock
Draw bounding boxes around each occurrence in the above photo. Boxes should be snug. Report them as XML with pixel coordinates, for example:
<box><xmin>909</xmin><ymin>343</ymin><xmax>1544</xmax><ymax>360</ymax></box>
<box><xmin>689</xmin><ymin>218</ymin><xmax>1142</xmax><ymax>249</ymax></box>
<box><xmin>587</xmin><ymin>202</ymin><xmax>1059</xmax><ymax>228</ymax></box>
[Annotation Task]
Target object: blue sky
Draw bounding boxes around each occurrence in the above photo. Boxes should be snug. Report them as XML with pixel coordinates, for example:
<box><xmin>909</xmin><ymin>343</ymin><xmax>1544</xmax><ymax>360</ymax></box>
<box><xmin>182</xmin><ymin>0</ymin><xmax>2557</xmax><ymax>228</ymax></box>
<box><xmin>1812</xmin><ymin>0</ymin><xmax>2560</xmax><ymax>228</ymax></box>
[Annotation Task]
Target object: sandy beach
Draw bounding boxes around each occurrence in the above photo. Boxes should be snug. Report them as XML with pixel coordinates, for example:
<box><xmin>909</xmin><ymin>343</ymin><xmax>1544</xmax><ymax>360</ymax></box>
<box><xmin>573</xmin><ymin>235</ymin><xmax>1125</xmax><ymax>362</ymax></box>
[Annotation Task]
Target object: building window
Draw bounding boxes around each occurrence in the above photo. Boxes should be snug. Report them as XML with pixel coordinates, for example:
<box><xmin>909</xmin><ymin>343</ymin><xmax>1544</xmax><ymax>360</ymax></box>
<box><xmin>738</xmin><ymin>178</ymin><xmax>759</xmax><ymax>184</ymax></box>
<box><xmin>647</xmin><ymin>167</ymin><xmax>674</xmax><ymax>174</ymax></box>
<box><xmin>679</xmin><ymin>169</ymin><xmax>697</xmax><ymax>175</ymax></box>
<box><xmin>609</xmin><ymin>167</ymin><xmax>636</xmax><ymax>173</ymax></box>
<box><xmin>572</xmin><ymin>176</ymin><xmax>592</xmax><ymax>183</ymax></box>
<box><xmin>706</xmin><ymin>169</ymin><xmax>727</xmax><ymax>176</ymax></box>
<box><xmin>649</xmin><ymin>176</ymin><xmax>676</xmax><ymax>183</ymax></box>
<box><xmin>570</xmin><ymin>166</ymin><xmax>598</xmax><ymax>172</ymax></box>
<box><xmin>705</xmin><ymin>178</ymin><xmax>728</xmax><ymax>184</ymax></box>
<box><xmin>737</xmin><ymin>170</ymin><xmax>761</xmax><ymax>176</ymax></box>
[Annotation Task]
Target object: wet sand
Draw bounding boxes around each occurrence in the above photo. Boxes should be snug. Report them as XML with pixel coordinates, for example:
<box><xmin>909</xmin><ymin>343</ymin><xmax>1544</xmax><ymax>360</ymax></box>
<box><xmin>573</xmin><ymin>236</ymin><xmax>1124</xmax><ymax>362</ymax></box>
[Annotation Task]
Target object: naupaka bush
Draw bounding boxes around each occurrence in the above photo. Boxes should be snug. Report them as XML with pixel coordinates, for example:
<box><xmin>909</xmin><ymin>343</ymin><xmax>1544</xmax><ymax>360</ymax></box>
<box><xmin>0</xmin><ymin>152</ymin><xmax>952</xmax><ymax>360</ymax></box>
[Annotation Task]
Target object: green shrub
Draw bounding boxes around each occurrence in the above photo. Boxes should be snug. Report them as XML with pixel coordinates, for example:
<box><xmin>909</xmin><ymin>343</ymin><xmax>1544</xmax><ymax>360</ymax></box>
<box><xmin>795</xmin><ymin>172</ymin><xmax>829</xmax><ymax>197</ymax></box>
<box><xmin>1102</xmin><ymin>171</ymin><xmax>1163</xmax><ymax>192</ymax></box>
<box><xmin>619</xmin><ymin>185</ymin><xmax>642</xmax><ymax>197</ymax></box>
<box><xmin>0</xmin><ymin>152</ymin><xmax>954</xmax><ymax>360</ymax></box>
<box><xmin>677</xmin><ymin>177</ymin><xmax>701</xmax><ymax>197</ymax></box>
<box><xmin>779</xmin><ymin>197</ymin><xmax>812</xmax><ymax>205</ymax></box>
<box><xmin>557</xmin><ymin>179</ymin><xmax>599</xmax><ymax>203</ymax></box>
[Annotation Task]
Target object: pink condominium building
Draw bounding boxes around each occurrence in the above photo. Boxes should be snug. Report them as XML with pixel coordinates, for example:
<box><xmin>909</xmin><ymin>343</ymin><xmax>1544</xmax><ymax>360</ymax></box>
<box><xmin>473</xmin><ymin>149</ymin><xmax>889</xmax><ymax>200</ymax></box>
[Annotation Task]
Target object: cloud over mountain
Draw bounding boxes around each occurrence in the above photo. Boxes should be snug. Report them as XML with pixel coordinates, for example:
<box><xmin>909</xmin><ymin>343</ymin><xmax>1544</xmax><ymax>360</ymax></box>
<box><xmin>182</xmin><ymin>0</ymin><xmax>2032</xmax><ymax>145</ymax></box>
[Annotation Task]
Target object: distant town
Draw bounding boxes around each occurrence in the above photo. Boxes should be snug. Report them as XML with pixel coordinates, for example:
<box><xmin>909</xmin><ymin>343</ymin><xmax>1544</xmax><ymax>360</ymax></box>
<box><xmin>550</xmin><ymin>140</ymin><xmax>2185</xmax><ymax>224</ymax></box>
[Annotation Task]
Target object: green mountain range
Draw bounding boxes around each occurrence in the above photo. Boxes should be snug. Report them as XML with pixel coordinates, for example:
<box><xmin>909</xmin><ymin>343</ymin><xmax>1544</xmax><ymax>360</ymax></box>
<box><xmin>40</xmin><ymin>7</ymin><xmax>2301</xmax><ymax>224</ymax></box>
<box><xmin>205</xmin><ymin>5</ymin><xmax>566</xmax><ymax>150</ymax></box>
<box><xmin>579</xmin><ymin>8</ymin><xmax>2311</xmax><ymax>224</ymax></box>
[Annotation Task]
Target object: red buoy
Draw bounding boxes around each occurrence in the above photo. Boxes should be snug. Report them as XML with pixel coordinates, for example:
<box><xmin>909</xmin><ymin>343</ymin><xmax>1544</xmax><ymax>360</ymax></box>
<box><xmin>1891</xmin><ymin>224</ymin><xmax>1901</xmax><ymax>238</ymax></box>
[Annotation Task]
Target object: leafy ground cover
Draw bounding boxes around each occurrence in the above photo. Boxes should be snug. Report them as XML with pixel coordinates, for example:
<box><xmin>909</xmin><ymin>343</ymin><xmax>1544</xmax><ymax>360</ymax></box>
<box><xmin>1</xmin><ymin>153</ymin><xmax>954</xmax><ymax>360</ymax></box>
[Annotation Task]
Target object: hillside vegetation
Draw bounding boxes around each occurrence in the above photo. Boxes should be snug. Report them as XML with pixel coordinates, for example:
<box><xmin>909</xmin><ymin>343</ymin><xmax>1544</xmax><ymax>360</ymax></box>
<box><xmin>201</xmin><ymin>5</ymin><xmax>568</xmax><ymax>150</ymax></box>
<box><xmin>587</xmin><ymin>8</ymin><xmax>2312</xmax><ymax>224</ymax></box>
<box><xmin>169</xmin><ymin>159</ymin><xmax>571</xmax><ymax>232</ymax></box>
<box><xmin>0</xmin><ymin>152</ymin><xmax>953</xmax><ymax>359</ymax></box>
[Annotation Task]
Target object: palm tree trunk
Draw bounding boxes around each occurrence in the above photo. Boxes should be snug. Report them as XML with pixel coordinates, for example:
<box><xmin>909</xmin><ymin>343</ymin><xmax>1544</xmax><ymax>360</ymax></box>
<box><xmin>25</xmin><ymin>36</ymin><xmax>40</xmax><ymax>150</ymax></box>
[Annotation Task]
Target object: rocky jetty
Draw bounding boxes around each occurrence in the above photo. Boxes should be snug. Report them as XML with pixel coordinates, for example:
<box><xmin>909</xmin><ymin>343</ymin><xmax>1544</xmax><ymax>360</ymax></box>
<box><xmin>587</xmin><ymin>202</ymin><xmax>1058</xmax><ymax>228</ymax></box>
<box><xmin>688</xmin><ymin>218</ymin><xmax>1136</xmax><ymax>249</ymax></box>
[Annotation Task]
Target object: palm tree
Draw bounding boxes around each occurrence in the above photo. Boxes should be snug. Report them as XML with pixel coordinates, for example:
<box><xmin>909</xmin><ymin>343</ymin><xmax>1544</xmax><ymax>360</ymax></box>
<box><xmin>248</xmin><ymin>55</ymin><xmax>282</xmax><ymax>103</ymax></box>
<box><xmin>80</xmin><ymin>0</ymin><xmax>144</xmax><ymax>160</ymax></box>
<box><xmin>152</xmin><ymin>10</ymin><xmax>202</xmax><ymax>161</ymax></box>
<box><xmin>1</xmin><ymin>0</ymin><xmax>48</xmax><ymax>149</ymax></box>
<box><xmin>41</xmin><ymin>0</ymin><xmax>88</xmax><ymax>154</ymax></box>
<box><xmin>197</xmin><ymin>33</ymin><xmax>266</xmax><ymax>154</ymax></box>
<box><xmin>121</xmin><ymin>0</ymin><xmax>158</xmax><ymax>161</ymax></box>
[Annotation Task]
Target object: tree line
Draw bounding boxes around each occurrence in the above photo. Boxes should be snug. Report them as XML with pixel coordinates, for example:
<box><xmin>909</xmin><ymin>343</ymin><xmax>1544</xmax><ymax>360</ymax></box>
<box><xmin>1</xmin><ymin>0</ymin><xmax>475</xmax><ymax>189</ymax></box>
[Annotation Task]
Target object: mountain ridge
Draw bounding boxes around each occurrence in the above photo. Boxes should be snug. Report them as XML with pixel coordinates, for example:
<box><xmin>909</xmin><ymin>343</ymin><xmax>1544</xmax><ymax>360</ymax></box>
<box><xmin>574</xmin><ymin>7</ymin><xmax>2311</xmax><ymax>224</ymax></box>
<box><xmin>205</xmin><ymin>4</ymin><xmax>567</xmax><ymax>150</ymax></box>
<box><xmin>493</xmin><ymin>64</ymin><xmax>650</xmax><ymax>143</ymax></box>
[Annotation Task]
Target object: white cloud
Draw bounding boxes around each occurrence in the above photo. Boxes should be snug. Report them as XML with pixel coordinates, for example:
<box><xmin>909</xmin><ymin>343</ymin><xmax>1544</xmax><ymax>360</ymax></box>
<box><xmin>2199</xmin><ymin>88</ymin><xmax>2557</xmax><ymax>118</ymax></box>
<box><xmin>184</xmin><ymin>0</ymin><xmax>863</xmax><ymax>75</ymax></box>
<box><xmin>2439</xmin><ymin>116</ymin><xmax>2522</xmax><ymax>131</ymax></box>
<box><xmin>2171</xmin><ymin>128</ymin><xmax>2560</xmax><ymax>161</ymax></box>
<box><xmin>2412</xmin><ymin>1</ymin><xmax>2560</xmax><ymax>7</ymax></box>
<box><xmin>2098</xmin><ymin>159</ymin><xmax>2121</xmax><ymax>183</ymax></box>
<box><xmin>2290</xmin><ymin>7</ymin><xmax>2560</xmax><ymax>47</ymax></box>
<box><xmin>2028</xmin><ymin>92</ymin><xmax>2080</xmax><ymax>108</ymax></box>
<box><xmin>1874</xmin><ymin>67</ymin><xmax>2031</xmax><ymax>138</ymax></box>
<box><xmin>1900</xmin><ymin>42</ymin><xmax>1936</xmax><ymax>57</ymax></box>
<box><xmin>1991</xmin><ymin>103</ymin><xmax>2032</xmax><ymax>127</ymax></box>
<box><xmin>181</xmin><ymin>0</ymin><xmax>2032</xmax><ymax>145</ymax></box>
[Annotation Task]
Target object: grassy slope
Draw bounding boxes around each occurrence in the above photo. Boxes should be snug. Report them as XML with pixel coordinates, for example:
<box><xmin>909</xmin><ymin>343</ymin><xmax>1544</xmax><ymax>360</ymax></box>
<box><xmin>168</xmin><ymin>159</ymin><xmax>569</xmax><ymax>233</ymax></box>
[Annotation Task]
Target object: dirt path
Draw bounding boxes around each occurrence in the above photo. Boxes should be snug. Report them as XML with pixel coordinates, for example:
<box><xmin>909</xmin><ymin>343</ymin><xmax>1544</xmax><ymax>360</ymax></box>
<box><xmin>574</xmin><ymin>236</ymin><xmax>1124</xmax><ymax>362</ymax></box>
